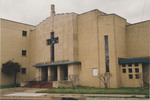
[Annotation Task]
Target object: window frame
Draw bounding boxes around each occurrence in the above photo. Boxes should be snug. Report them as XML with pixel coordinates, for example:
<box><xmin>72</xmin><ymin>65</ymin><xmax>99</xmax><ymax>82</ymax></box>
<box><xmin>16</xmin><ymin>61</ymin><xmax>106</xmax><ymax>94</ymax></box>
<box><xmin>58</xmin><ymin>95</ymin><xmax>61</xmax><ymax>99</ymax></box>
<box><xmin>128</xmin><ymin>68</ymin><xmax>132</xmax><ymax>73</ymax></box>
<box><xmin>22</xmin><ymin>31</ymin><xmax>27</xmax><ymax>36</ymax></box>
<box><xmin>21</xmin><ymin>68</ymin><xmax>26</xmax><ymax>74</ymax></box>
<box><xmin>135</xmin><ymin>63</ymin><xmax>139</xmax><ymax>67</ymax></box>
<box><xmin>128</xmin><ymin>64</ymin><xmax>132</xmax><ymax>67</ymax></box>
<box><xmin>135</xmin><ymin>68</ymin><xmax>139</xmax><ymax>73</ymax></box>
<box><xmin>22</xmin><ymin>50</ymin><xmax>27</xmax><ymax>56</ymax></box>
<box><xmin>122</xmin><ymin>69</ymin><xmax>126</xmax><ymax>73</ymax></box>
<box><xmin>122</xmin><ymin>64</ymin><xmax>126</xmax><ymax>67</ymax></box>
<box><xmin>135</xmin><ymin>74</ymin><xmax>140</xmax><ymax>79</ymax></box>
<box><xmin>129</xmin><ymin>74</ymin><xmax>133</xmax><ymax>79</ymax></box>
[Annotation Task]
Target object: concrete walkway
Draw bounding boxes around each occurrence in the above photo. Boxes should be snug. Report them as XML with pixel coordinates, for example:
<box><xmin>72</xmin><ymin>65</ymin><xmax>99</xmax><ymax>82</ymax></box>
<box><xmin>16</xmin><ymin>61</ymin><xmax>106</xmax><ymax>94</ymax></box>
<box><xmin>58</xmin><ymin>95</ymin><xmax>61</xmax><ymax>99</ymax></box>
<box><xmin>0</xmin><ymin>87</ymin><xmax>149</xmax><ymax>100</ymax></box>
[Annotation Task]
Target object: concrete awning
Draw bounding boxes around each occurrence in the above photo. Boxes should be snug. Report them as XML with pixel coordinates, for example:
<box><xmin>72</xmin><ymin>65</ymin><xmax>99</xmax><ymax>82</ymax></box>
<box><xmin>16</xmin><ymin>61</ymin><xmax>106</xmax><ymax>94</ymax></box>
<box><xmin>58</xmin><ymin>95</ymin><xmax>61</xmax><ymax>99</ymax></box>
<box><xmin>118</xmin><ymin>57</ymin><xmax>150</xmax><ymax>64</ymax></box>
<box><xmin>33</xmin><ymin>61</ymin><xmax>81</xmax><ymax>67</ymax></box>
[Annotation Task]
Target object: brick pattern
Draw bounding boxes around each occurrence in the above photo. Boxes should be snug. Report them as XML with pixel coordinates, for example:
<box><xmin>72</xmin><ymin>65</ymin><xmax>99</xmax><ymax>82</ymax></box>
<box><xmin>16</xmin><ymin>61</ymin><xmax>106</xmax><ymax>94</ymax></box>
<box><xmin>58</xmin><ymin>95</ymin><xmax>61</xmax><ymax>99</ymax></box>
<box><xmin>24</xmin><ymin>81</ymin><xmax>53</xmax><ymax>88</ymax></box>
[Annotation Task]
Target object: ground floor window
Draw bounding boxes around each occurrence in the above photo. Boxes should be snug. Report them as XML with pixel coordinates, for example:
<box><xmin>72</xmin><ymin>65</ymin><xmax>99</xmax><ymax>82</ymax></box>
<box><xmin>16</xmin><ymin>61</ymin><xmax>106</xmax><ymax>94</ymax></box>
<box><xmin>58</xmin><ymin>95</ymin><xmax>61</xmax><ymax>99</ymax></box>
<box><xmin>129</xmin><ymin>74</ymin><xmax>133</xmax><ymax>79</ymax></box>
<box><xmin>122</xmin><ymin>69</ymin><xmax>126</xmax><ymax>73</ymax></box>
<box><xmin>135</xmin><ymin>74</ymin><xmax>140</xmax><ymax>79</ymax></box>
<box><xmin>21</xmin><ymin>68</ymin><xmax>26</xmax><ymax>74</ymax></box>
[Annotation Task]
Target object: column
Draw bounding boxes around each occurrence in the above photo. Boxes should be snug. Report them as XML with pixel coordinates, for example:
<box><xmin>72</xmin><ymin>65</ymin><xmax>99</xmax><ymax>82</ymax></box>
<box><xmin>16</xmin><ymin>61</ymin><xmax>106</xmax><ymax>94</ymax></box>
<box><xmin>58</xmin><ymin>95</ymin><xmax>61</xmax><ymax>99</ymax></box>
<box><xmin>68</xmin><ymin>64</ymin><xmax>80</xmax><ymax>85</ymax></box>
<box><xmin>48</xmin><ymin>67</ymin><xmax>51</xmax><ymax>81</ymax></box>
<box><xmin>57</xmin><ymin>66</ymin><xmax>61</xmax><ymax>81</ymax></box>
<box><xmin>35</xmin><ymin>67</ymin><xmax>42</xmax><ymax>81</ymax></box>
<box><xmin>68</xmin><ymin>64</ymin><xmax>79</xmax><ymax>76</ymax></box>
<box><xmin>57</xmin><ymin>66</ymin><xmax>64</xmax><ymax>81</ymax></box>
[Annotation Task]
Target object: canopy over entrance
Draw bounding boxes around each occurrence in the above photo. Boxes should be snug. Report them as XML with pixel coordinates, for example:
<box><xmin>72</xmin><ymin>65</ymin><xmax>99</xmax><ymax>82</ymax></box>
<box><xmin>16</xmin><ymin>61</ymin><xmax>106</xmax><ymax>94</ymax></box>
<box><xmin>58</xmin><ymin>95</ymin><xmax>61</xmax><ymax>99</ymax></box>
<box><xmin>34</xmin><ymin>61</ymin><xmax>81</xmax><ymax>88</ymax></box>
<box><xmin>118</xmin><ymin>57</ymin><xmax>150</xmax><ymax>64</ymax></box>
<box><xmin>33</xmin><ymin>61</ymin><xmax>81</xmax><ymax>67</ymax></box>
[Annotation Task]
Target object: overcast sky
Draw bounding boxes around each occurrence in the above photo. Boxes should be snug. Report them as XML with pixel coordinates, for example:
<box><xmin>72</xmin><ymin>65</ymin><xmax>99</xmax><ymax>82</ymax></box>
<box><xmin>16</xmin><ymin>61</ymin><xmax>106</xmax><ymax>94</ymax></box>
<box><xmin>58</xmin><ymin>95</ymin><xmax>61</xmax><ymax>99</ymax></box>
<box><xmin>1</xmin><ymin>0</ymin><xmax>150</xmax><ymax>26</ymax></box>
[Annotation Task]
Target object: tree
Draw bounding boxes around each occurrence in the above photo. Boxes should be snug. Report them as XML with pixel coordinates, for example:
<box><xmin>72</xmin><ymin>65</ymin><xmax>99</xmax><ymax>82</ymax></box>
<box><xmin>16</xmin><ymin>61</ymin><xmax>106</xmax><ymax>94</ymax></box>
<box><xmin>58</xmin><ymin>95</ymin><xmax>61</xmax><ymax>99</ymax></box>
<box><xmin>137</xmin><ymin>73</ymin><xmax>144</xmax><ymax>89</ymax></box>
<box><xmin>98</xmin><ymin>72</ymin><xmax>112</xmax><ymax>88</ymax></box>
<box><xmin>68</xmin><ymin>74</ymin><xmax>78</xmax><ymax>89</ymax></box>
<box><xmin>2</xmin><ymin>60</ymin><xmax>21</xmax><ymax>85</ymax></box>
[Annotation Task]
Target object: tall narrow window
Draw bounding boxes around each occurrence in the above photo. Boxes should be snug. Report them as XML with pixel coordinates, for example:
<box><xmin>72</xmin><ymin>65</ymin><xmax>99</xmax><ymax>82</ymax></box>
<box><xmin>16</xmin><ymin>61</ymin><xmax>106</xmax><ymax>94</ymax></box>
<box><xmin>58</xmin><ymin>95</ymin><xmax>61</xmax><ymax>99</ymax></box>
<box><xmin>105</xmin><ymin>36</ymin><xmax>109</xmax><ymax>72</ymax></box>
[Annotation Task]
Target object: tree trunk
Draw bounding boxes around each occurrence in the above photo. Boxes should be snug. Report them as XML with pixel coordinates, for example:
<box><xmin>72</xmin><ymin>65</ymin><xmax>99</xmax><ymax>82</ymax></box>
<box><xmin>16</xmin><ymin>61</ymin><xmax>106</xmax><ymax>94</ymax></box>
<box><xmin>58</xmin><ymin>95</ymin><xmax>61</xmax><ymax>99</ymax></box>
<box><xmin>14</xmin><ymin>72</ymin><xmax>17</xmax><ymax>85</ymax></box>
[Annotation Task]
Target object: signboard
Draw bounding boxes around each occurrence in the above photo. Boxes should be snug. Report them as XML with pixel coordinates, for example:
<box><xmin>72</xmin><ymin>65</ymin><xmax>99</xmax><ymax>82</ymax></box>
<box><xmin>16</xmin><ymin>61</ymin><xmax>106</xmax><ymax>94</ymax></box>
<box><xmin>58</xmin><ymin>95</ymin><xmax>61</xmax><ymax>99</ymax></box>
<box><xmin>93</xmin><ymin>68</ymin><xmax>98</xmax><ymax>76</ymax></box>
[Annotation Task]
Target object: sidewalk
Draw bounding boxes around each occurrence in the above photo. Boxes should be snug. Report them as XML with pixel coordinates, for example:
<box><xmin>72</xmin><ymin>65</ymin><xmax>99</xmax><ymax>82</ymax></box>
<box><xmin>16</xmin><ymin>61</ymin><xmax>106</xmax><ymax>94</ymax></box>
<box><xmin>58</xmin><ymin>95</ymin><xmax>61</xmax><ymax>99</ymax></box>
<box><xmin>0</xmin><ymin>87</ymin><xmax>149</xmax><ymax>100</ymax></box>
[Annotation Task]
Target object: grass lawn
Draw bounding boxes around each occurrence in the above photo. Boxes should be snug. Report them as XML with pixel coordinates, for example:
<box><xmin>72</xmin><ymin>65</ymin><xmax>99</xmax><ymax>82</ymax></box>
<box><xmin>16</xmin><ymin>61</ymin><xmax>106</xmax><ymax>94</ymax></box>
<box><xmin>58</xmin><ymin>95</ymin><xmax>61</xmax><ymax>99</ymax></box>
<box><xmin>36</xmin><ymin>85</ymin><xmax>149</xmax><ymax>95</ymax></box>
<box><xmin>0</xmin><ymin>84</ymin><xmax>20</xmax><ymax>89</ymax></box>
<box><xmin>87</xmin><ymin>95</ymin><xmax>146</xmax><ymax>99</ymax></box>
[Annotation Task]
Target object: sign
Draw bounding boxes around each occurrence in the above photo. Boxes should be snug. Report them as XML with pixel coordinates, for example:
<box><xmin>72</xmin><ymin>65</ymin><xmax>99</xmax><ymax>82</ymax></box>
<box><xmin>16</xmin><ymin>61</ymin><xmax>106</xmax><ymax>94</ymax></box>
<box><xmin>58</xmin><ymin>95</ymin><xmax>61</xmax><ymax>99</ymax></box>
<box><xmin>93</xmin><ymin>68</ymin><xmax>98</xmax><ymax>76</ymax></box>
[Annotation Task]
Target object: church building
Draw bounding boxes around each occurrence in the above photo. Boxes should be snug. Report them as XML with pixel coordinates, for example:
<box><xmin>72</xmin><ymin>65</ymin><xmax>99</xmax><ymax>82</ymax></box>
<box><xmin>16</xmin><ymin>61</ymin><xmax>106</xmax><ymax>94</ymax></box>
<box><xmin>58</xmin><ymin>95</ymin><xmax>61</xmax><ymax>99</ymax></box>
<box><xmin>0</xmin><ymin>5</ymin><xmax>150</xmax><ymax>88</ymax></box>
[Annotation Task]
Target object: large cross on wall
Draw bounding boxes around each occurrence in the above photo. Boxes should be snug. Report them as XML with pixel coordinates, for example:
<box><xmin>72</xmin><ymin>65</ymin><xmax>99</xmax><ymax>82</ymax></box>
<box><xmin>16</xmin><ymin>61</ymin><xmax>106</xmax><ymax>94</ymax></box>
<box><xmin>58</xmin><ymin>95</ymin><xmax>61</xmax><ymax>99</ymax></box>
<box><xmin>47</xmin><ymin>32</ymin><xmax>59</xmax><ymax>62</ymax></box>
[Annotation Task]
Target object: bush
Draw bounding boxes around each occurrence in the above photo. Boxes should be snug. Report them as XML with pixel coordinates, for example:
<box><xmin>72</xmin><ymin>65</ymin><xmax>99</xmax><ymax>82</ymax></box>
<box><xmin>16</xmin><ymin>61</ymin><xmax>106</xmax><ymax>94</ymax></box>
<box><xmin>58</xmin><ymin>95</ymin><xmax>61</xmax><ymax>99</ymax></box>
<box><xmin>145</xmin><ymin>95</ymin><xmax>150</xmax><ymax>98</ymax></box>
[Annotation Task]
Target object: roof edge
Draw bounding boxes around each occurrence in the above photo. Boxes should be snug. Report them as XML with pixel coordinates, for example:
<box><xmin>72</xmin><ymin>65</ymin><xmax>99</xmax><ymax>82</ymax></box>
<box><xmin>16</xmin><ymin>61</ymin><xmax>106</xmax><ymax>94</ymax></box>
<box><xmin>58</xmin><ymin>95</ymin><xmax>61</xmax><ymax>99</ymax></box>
<box><xmin>0</xmin><ymin>18</ymin><xmax>36</xmax><ymax>27</ymax></box>
<box><xmin>33</xmin><ymin>61</ymin><xmax>81</xmax><ymax>67</ymax></box>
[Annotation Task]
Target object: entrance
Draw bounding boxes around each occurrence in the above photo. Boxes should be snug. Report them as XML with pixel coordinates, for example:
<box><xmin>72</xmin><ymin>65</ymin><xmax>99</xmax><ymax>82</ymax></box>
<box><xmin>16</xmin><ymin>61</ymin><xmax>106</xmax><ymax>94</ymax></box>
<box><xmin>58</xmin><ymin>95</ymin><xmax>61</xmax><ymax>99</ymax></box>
<box><xmin>51</xmin><ymin>66</ymin><xmax>57</xmax><ymax>81</ymax></box>
<box><xmin>59</xmin><ymin>65</ymin><xmax>68</xmax><ymax>80</ymax></box>
<box><xmin>63</xmin><ymin>65</ymin><xmax>68</xmax><ymax>80</ymax></box>
<box><xmin>142</xmin><ymin>63</ymin><xmax>149</xmax><ymax>86</ymax></box>
<box><xmin>42</xmin><ymin>67</ymin><xmax>48</xmax><ymax>81</ymax></box>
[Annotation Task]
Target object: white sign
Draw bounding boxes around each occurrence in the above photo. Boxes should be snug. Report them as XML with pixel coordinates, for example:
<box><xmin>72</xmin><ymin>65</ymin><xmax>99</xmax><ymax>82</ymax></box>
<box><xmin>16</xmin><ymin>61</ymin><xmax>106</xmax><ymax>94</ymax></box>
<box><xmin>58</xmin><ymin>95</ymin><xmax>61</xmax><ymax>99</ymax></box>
<box><xmin>93</xmin><ymin>68</ymin><xmax>98</xmax><ymax>76</ymax></box>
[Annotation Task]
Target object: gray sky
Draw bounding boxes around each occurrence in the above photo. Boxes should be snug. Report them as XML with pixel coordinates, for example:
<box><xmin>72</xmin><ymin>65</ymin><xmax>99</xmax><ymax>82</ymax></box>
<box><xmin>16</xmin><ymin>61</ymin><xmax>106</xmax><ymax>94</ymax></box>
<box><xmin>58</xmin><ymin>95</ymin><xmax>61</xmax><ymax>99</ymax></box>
<box><xmin>1</xmin><ymin>0</ymin><xmax>150</xmax><ymax>26</ymax></box>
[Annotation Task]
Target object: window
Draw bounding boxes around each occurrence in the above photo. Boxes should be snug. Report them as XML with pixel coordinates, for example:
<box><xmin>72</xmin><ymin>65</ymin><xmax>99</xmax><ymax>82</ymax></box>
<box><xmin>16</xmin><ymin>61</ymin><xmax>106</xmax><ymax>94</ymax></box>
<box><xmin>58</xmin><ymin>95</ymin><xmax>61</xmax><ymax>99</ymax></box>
<box><xmin>129</xmin><ymin>74</ymin><xmax>133</xmax><ymax>79</ymax></box>
<box><xmin>135</xmin><ymin>68</ymin><xmax>139</xmax><ymax>73</ymax></box>
<box><xmin>93</xmin><ymin>68</ymin><xmax>98</xmax><ymax>76</ymax></box>
<box><xmin>128</xmin><ymin>68</ymin><xmax>132</xmax><ymax>73</ymax></box>
<box><xmin>122</xmin><ymin>64</ymin><xmax>126</xmax><ymax>67</ymax></box>
<box><xmin>22</xmin><ymin>31</ymin><xmax>27</xmax><ymax>36</ymax></box>
<box><xmin>128</xmin><ymin>64</ymin><xmax>132</xmax><ymax>67</ymax></box>
<box><xmin>21</xmin><ymin>68</ymin><xmax>26</xmax><ymax>74</ymax></box>
<box><xmin>135</xmin><ymin>63</ymin><xmax>139</xmax><ymax>67</ymax></box>
<box><xmin>104</xmin><ymin>36</ymin><xmax>109</xmax><ymax>72</ymax></box>
<box><xmin>22</xmin><ymin>50</ymin><xmax>27</xmax><ymax>56</ymax></box>
<box><xmin>106</xmin><ymin>60</ymin><xmax>109</xmax><ymax>72</ymax></box>
<box><xmin>122</xmin><ymin>69</ymin><xmax>126</xmax><ymax>73</ymax></box>
<box><xmin>135</xmin><ymin>74</ymin><xmax>139</xmax><ymax>79</ymax></box>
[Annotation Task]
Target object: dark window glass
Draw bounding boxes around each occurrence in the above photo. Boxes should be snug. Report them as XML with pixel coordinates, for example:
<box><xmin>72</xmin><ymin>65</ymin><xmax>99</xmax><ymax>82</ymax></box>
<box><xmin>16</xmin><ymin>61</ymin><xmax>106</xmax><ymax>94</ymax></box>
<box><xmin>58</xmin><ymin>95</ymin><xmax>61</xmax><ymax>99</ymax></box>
<box><xmin>22</xmin><ymin>31</ymin><xmax>27</xmax><ymax>36</ymax></box>
<box><xmin>128</xmin><ymin>64</ymin><xmax>132</xmax><ymax>67</ymax></box>
<box><xmin>106</xmin><ymin>60</ymin><xmax>109</xmax><ymax>72</ymax></box>
<box><xmin>129</xmin><ymin>74</ymin><xmax>133</xmax><ymax>79</ymax></box>
<box><xmin>122</xmin><ymin>69</ymin><xmax>126</xmax><ymax>73</ymax></box>
<box><xmin>135</xmin><ymin>74</ymin><xmax>139</xmax><ymax>79</ymax></box>
<box><xmin>105</xmin><ymin>36</ymin><xmax>109</xmax><ymax>59</ymax></box>
<box><xmin>135</xmin><ymin>68</ymin><xmax>139</xmax><ymax>73</ymax></box>
<box><xmin>105</xmin><ymin>36</ymin><xmax>109</xmax><ymax>72</ymax></box>
<box><xmin>122</xmin><ymin>64</ymin><xmax>126</xmax><ymax>67</ymax></box>
<box><xmin>21</xmin><ymin>68</ymin><xmax>26</xmax><ymax>74</ymax></box>
<box><xmin>128</xmin><ymin>68</ymin><xmax>132</xmax><ymax>73</ymax></box>
<box><xmin>22</xmin><ymin>50</ymin><xmax>26</xmax><ymax>56</ymax></box>
<box><xmin>135</xmin><ymin>63</ymin><xmax>139</xmax><ymax>66</ymax></box>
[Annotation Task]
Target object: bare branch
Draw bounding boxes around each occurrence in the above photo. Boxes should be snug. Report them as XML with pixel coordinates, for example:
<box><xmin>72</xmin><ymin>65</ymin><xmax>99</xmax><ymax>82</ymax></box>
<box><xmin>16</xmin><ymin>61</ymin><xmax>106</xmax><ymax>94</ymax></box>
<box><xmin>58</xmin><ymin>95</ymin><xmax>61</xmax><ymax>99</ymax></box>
<box><xmin>98</xmin><ymin>72</ymin><xmax>112</xmax><ymax>88</ymax></box>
